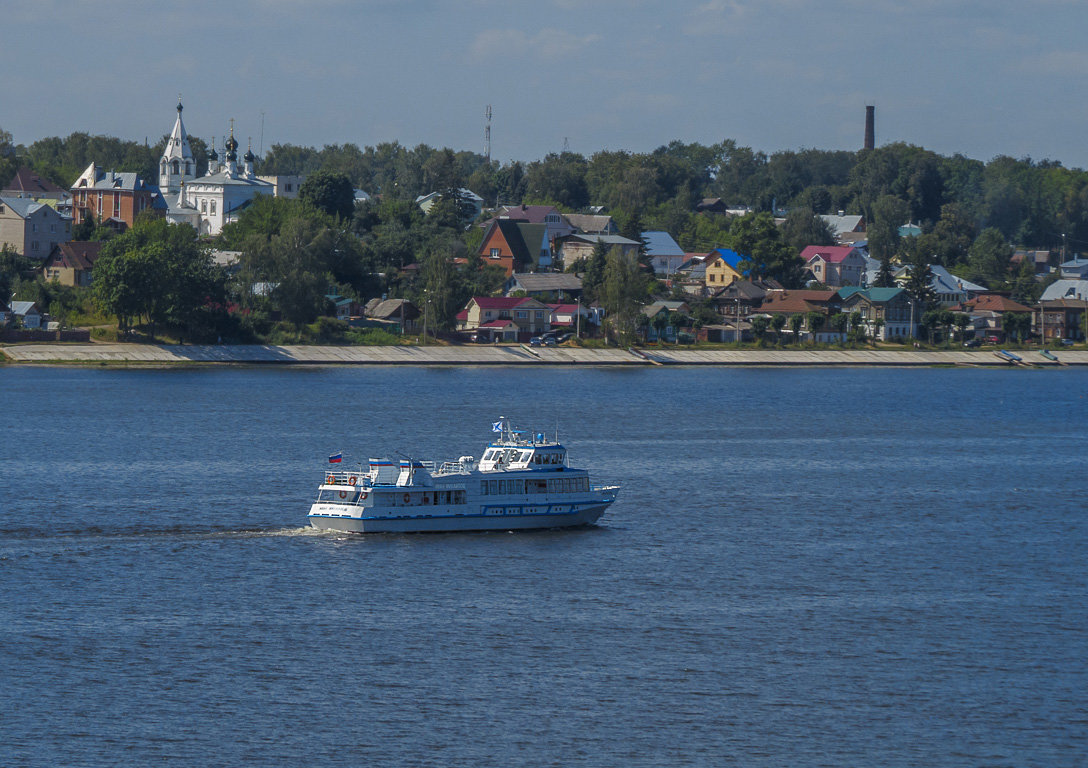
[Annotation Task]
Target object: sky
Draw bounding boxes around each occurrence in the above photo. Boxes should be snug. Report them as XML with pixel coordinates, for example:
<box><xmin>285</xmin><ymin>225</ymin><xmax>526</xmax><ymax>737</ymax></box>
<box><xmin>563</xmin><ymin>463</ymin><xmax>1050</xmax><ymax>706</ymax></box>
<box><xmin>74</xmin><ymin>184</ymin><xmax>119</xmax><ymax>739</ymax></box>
<box><xmin>3</xmin><ymin>0</ymin><xmax>1088</xmax><ymax>168</ymax></box>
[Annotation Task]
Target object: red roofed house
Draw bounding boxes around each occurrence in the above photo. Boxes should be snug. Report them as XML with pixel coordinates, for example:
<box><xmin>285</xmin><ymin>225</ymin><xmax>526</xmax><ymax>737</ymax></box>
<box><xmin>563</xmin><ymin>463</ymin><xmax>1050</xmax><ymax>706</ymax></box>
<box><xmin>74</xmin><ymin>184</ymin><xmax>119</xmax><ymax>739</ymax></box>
<box><xmin>457</xmin><ymin>296</ymin><xmax>553</xmax><ymax>341</ymax></box>
<box><xmin>40</xmin><ymin>241</ymin><xmax>104</xmax><ymax>287</ymax></box>
<box><xmin>950</xmin><ymin>294</ymin><xmax>1034</xmax><ymax>343</ymax></box>
<box><xmin>800</xmin><ymin>245</ymin><xmax>866</xmax><ymax>287</ymax></box>
<box><xmin>760</xmin><ymin>289</ymin><xmax>844</xmax><ymax>342</ymax></box>
<box><xmin>482</xmin><ymin>204</ymin><xmax>574</xmax><ymax>244</ymax></box>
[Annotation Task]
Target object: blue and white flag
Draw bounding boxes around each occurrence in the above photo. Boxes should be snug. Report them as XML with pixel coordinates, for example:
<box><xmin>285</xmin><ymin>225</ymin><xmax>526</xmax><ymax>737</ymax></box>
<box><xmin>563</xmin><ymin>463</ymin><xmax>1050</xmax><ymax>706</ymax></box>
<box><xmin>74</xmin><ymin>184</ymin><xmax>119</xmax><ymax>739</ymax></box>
<box><xmin>492</xmin><ymin>421</ymin><xmax>503</xmax><ymax>433</ymax></box>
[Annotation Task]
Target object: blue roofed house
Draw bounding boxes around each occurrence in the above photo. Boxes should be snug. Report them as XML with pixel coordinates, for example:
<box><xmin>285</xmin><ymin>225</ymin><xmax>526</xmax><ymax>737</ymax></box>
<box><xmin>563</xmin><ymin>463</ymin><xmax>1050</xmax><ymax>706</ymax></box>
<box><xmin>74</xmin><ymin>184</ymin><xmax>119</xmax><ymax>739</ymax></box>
<box><xmin>838</xmin><ymin>287</ymin><xmax>917</xmax><ymax>340</ymax></box>
<box><xmin>642</xmin><ymin>231</ymin><xmax>686</xmax><ymax>276</ymax></box>
<box><xmin>889</xmin><ymin>264</ymin><xmax>986</xmax><ymax>306</ymax></box>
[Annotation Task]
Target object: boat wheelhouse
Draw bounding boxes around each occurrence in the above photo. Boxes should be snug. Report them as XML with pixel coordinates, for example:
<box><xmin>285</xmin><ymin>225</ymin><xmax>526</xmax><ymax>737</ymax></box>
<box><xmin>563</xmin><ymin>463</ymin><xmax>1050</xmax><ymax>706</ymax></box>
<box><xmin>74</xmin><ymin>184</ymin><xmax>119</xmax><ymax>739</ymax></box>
<box><xmin>308</xmin><ymin>420</ymin><xmax>619</xmax><ymax>533</ymax></box>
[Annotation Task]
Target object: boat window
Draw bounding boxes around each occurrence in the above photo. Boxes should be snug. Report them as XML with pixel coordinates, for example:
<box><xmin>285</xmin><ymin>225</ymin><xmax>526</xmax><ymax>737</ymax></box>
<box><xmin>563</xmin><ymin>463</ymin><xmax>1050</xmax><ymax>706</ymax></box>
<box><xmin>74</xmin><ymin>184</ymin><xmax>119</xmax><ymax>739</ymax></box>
<box><xmin>489</xmin><ymin>480</ymin><xmax>497</xmax><ymax>494</ymax></box>
<box><xmin>481</xmin><ymin>481</ymin><xmax>488</xmax><ymax>495</ymax></box>
<box><xmin>520</xmin><ymin>451</ymin><xmax>532</xmax><ymax>462</ymax></box>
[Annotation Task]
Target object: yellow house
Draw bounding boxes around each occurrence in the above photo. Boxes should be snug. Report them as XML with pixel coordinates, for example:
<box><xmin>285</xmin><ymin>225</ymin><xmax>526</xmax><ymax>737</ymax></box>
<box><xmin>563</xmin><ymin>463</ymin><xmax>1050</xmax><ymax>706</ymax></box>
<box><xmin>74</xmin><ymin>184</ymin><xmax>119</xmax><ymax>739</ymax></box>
<box><xmin>705</xmin><ymin>248</ymin><xmax>742</xmax><ymax>286</ymax></box>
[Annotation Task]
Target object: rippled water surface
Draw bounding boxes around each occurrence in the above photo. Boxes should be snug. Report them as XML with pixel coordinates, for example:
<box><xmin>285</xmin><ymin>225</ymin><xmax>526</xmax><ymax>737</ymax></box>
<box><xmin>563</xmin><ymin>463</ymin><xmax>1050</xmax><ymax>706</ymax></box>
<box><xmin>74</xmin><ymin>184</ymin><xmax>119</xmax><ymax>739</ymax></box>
<box><xmin>2</xmin><ymin>365</ymin><xmax>1086</xmax><ymax>767</ymax></box>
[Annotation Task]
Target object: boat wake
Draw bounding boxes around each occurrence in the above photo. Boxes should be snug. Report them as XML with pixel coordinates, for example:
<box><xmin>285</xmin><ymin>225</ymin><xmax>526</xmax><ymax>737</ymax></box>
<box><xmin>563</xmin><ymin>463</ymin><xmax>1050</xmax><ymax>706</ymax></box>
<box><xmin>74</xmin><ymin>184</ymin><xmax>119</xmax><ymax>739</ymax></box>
<box><xmin>0</xmin><ymin>524</ymin><xmax>329</xmax><ymax>541</ymax></box>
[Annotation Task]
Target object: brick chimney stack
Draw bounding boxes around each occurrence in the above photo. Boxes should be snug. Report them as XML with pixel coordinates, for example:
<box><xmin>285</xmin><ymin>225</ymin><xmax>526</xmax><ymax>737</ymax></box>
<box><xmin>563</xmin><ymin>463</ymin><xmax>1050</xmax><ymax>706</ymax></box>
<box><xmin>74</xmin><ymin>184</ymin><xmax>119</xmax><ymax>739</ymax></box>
<box><xmin>864</xmin><ymin>106</ymin><xmax>875</xmax><ymax>150</ymax></box>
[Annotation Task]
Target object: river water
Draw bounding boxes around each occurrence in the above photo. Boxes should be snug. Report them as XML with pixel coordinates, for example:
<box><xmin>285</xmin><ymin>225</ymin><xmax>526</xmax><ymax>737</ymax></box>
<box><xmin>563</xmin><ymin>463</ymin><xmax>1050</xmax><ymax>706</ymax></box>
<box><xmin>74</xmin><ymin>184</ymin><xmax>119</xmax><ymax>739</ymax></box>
<box><xmin>2</xmin><ymin>365</ymin><xmax>1086</xmax><ymax>767</ymax></box>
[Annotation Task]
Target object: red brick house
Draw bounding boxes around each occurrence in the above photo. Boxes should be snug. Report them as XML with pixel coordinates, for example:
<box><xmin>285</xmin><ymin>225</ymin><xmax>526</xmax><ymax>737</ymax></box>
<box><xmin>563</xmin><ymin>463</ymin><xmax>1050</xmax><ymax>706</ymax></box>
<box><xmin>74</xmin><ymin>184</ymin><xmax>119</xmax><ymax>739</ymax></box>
<box><xmin>71</xmin><ymin>162</ymin><xmax>166</xmax><ymax>230</ymax></box>
<box><xmin>478</xmin><ymin>220</ymin><xmax>551</xmax><ymax>276</ymax></box>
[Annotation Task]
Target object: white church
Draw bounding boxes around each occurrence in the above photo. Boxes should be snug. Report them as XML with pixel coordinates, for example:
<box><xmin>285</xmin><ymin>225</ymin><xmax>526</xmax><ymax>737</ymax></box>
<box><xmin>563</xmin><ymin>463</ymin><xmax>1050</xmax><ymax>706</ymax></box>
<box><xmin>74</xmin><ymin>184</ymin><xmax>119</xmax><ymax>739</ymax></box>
<box><xmin>159</xmin><ymin>101</ymin><xmax>300</xmax><ymax>235</ymax></box>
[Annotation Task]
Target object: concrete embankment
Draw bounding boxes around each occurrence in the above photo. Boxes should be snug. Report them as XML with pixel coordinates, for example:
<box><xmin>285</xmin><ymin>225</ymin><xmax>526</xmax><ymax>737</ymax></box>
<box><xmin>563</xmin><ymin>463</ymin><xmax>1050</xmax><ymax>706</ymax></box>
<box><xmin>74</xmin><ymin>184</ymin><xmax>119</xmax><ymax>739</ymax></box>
<box><xmin>3</xmin><ymin>343</ymin><xmax>1087</xmax><ymax>367</ymax></box>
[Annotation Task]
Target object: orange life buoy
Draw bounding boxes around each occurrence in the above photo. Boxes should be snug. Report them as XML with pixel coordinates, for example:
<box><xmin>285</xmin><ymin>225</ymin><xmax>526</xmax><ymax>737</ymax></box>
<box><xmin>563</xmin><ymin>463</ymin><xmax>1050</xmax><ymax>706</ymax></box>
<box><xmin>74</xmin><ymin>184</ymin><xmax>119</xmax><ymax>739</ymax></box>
<box><xmin>348</xmin><ymin>475</ymin><xmax>358</xmax><ymax>485</ymax></box>
<box><xmin>326</xmin><ymin>474</ymin><xmax>336</xmax><ymax>484</ymax></box>
<box><xmin>423</xmin><ymin>494</ymin><xmax>430</xmax><ymax>505</ymax></box>
<box><xmin>360</xmin><ymin>491</ymin><xmax>368</xmax><ymax>500</ymax></box>
<box><xmin>403</xmin><ymin>493</ymin><xmax>410</xmax><ymax>503</ymax></box>
<box><xmin>339</xmin><ymin>490</ymin><xmax>348</xmax><ymax>499</ymax></box>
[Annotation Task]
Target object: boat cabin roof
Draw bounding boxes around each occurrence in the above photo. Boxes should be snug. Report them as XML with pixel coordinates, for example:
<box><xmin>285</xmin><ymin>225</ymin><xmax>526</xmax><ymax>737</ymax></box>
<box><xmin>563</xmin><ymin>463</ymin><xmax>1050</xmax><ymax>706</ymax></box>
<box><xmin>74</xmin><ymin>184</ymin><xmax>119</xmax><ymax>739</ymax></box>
<box><xmin>480</xmin><ymin>443</ymin><xmax>567</xmax><ymax>471</ymax></box>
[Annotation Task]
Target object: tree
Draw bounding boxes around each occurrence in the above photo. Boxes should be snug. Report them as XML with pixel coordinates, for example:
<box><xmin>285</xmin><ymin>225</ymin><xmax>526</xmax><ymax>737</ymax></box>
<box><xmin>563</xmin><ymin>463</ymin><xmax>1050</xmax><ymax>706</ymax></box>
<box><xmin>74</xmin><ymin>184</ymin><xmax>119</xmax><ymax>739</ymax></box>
<box><xmin>771</xmin><ymin>313</ymin><xmax>787</xmax><ymax>344</ymax></box>
<box><xmin>868</xmin><ymin>194</ymin><xmax>909</xmax><ymax>261</ymax></box>
<box><xmin>749</xmin><ymin>314</ymin><xmax>769</xmax><ymax>344</ymax></box>
<box><xmin>829</xmin><ymin>312</ymin><xmax>849</xmax><ymax>344</ymax></box>
<box><xmin>806</xmin><ymin>311</ymin><xmax>825</xmax><ymax>344</ymax></box>
<box><xmin>300</xmin><ymin>170</ymin><xmax>355</xmax><ymax>220</ymax></box>
<box><xmin>580</xmin><ymin>239</ymin><xmax>608</xmax><ymax>301</ymax></box>
<box><xmin>788</xmin><ymin>313</ymin><xmax>804</xmax><ymax>344</ymax></box>
<box><xmin>599</xmin><ymin>246</ymin><xmax>647</xmax><ymax>345</ymax></box>
<box><xmin>780</xmin><ymin>206</ymin><xmax>835</xmax><ymax>252</ymax></box>
<box><xmin>93</xmin><ymin>218</ymin><xmax>220</xmax><ymax>339</ymax></box>
<box><xmin>874</xmin><ymin>256</ymin><xmax>895</xmax><ymax>288</ymax></box>
<box><xmin>1009</xmin><ymin>257</ymin><xmax>1040</xmax><ymax>304</ymax></box>
<box><xmin>953</xmin><ymin>313</ymin><xmax>971</xmax><ymax>342</ymax></box>
<box><xmin>849</xmin><ymin>310</ymin><xmax>864</xmax><ymax>342</ymax></box>
<box><xmin>903</xmin><ymin>253</ymin><xmax>936</xmax><ymax>329</ymax></box>
<box><xmin>967</xmin><ymin>227</ymin><xmax>1013</xmax><ymax>288</ymax></box>
<box><xmin>1002</xmin><ymin>311</ymin><xmax>1031</xmax><ymax>343</ymax></box>
<box><xmin>727</xmin><ymin>212</ymin><xmax>804</xmax><ymax>287</ymax></box>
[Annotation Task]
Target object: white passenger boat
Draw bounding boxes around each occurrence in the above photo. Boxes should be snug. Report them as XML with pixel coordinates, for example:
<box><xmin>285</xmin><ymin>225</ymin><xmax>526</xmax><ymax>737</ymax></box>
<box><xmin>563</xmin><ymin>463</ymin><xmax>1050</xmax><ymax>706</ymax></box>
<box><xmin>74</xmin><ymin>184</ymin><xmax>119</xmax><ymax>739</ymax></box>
<box><xmin>308</xmin><ymin>419</ymin><xmax>619</xmax><ymax>533</ymax></box>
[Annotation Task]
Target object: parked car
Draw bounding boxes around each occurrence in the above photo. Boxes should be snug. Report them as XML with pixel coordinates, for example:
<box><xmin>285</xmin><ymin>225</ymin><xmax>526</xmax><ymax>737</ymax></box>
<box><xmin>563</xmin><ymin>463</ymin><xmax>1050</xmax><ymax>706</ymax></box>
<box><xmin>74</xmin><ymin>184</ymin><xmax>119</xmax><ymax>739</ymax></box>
<box><xmin>556</xmin><ymin>333</ymin><xmax>575</xmax><ymax>343</ymax></box>
<box><xmin>528</xmin><ymin>337</ymin><xmax>543</xmax><ymax>347</ymax></box>
<box><xmin>1061</xmin><ymin>338</ymin><xmax>1075</xmax><ymax>346</ymax></box>
<box><xmin>963</xmin><ymin>338</ymin><xmax>982</xmax><ymax>348</ymax></box>
<box><xmin>985</xmin><ymin>336</ymin><xmax>1000</xmax><ymax>344</ymax></box>
<box><xmin>543</xmin><ymin>337</ymin><xmax>558</xmax><ymax>347</ymax></box>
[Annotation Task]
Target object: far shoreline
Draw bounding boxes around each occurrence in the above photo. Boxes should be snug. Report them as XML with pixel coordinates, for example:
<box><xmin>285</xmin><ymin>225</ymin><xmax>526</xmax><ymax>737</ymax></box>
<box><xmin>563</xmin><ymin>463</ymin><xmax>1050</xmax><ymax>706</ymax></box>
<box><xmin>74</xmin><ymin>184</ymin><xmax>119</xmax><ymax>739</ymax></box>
<box><xmin>3</xmin><ymin>343</ymin><xmax>1086</xmax><ymax>368</ymax></box>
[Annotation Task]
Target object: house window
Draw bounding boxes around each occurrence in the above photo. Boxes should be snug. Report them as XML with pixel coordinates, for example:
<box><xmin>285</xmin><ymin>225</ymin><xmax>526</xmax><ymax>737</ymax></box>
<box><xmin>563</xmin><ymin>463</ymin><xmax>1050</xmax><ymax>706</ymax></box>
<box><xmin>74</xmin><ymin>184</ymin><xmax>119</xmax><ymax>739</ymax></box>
<box><xmin>97</xmin><ymin>192</ymin><xmax>103</xmax><ymax>212</ymax></box>
<box><xmin>50</xmin><ymin>223</ymin><xmax>55</xmax><ymax>233</ymax></box>
<box><xmin>211</xmin><ymin>200</ymin><xmax>216</xmax><ymax>215</ymax></box>
<box><xmin>490</xmin><ymin>248</ymin><xmax>500</xmax><ymax>258</ymax></box>
<box><xmin>517</xmin><ymin>311</ymin><xmax>527</xmax><ymax>319</ymax></box>
<box><xmin>201</xmin><ymin>199</ymin><xmax>207</xmax><ymax>214</ymax></box>
<box><xmin>32</xmin><ymin>241</ymin><xmax>40</xmax><ymax>251</ymax></box>
<box><xmin>32</xmin><ymin>223</ymin><xmax>38</xmax><ymax>232</ymax></box>
<box><xmin>535</xmin><ymin>311</ymin><xmax>543</xmax><ymax>319</ymax></box>
<box><xmin>113</xmin><ymin>195</ymin><xmax>120</xmax><ymax>218</ymax></box>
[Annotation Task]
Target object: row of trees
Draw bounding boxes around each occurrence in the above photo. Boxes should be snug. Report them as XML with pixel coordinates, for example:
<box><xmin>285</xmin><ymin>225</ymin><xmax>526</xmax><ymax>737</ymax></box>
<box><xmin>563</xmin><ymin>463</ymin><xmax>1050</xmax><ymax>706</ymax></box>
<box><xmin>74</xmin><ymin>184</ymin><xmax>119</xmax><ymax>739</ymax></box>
<box><xmin>7</xmin><ymin>125</ymin><xmax>1088</xmax><ymax>255</ymax></box>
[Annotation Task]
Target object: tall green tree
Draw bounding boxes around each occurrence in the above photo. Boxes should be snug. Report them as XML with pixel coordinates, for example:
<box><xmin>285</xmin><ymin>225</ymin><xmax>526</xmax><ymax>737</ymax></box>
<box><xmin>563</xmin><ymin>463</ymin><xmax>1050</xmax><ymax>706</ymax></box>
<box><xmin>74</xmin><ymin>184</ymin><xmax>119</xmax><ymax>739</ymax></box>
<box><xmin>299</xmin><ymin>170</ymin><xmax>356</xmax><ymax>220</ymax></box>
<box><xmin>967</xmin><ymin>227</ymin><xmax>1013</xmax><ymax>289</ymax></box>
<box><xmin>93</xmin><ymin>218</ymin><xmax>220</xmax><ymax>339</ymax></box>
<box><xmin>600</xmin><ymin>246</ymin><xmax>647</xmax><ymax>345</ymax></box>
<box><xmin>727</xmin><ymin>212</ymin><xmax>804</xmax><ymax>287</ymax></box>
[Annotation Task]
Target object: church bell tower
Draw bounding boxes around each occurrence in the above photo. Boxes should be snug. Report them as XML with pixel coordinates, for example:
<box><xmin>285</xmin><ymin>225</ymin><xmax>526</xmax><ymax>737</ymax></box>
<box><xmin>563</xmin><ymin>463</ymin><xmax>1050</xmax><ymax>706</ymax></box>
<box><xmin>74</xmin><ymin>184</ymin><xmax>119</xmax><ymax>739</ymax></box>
<box><xmin>159</xmin><ymin>98</ymin><xmax>195</xmax><ymax>193</ymax></box>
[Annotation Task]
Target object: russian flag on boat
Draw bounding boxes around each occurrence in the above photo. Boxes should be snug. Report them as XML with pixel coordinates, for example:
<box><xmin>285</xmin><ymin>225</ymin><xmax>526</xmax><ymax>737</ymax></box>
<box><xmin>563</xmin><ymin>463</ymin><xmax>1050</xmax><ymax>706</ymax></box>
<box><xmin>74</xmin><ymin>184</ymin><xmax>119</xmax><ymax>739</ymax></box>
<box><xmin>328</xmin><ymin>452</ymin><xmax>343</xmax><ymax>464</ymax></box>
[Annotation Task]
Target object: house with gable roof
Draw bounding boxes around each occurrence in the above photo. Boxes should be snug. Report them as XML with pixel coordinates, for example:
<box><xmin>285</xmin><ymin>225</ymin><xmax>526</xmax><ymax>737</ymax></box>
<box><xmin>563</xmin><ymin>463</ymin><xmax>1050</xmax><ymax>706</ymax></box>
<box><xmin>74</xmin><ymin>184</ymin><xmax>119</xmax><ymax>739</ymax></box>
<box><xmin>555</xmin><ymin>233</ymin><xmax>641</xmax><ymax>267</ymax></box>
<box><xmin>71</xmin><ymin>162</ymin><xmax>166</xmax><ymax>230</ymax></box>
<box><xmin>478</xmin><ymin>219</ymin><xmax>551</xmax><ymax>276</ymax></box>
<box><xmin>643</xmin><ymin>231</ymin><xmax>686</xmax><ymax>276</ymax></box>
<box><xmin>503</xmin><ymin>272</ymin><xmax>582</xmax><ymax>300</ymax></box>
<box><xmin>483</xmin><ymin>204</ymin><xmax>574</xmax><ymax>243</ymax></box>
<box><xmin>2</xmin><ymin>167</ymin><xmax>72</xmax><ymax>215</ymax></box>
<box><xmin>40</xmin><ymin>241</ymin><xmax>104</xmax><ymax>287</ymax></box>
<box><xmin>705</xmin><ymin>247</ymin><xmax>743</xmax><ymax>287</ymax></box>
<box><xmin>801</xmin><ymin>245</ymin><xmax>866</xmax><ymax>287</ymax></box>
<box><xmin>562</xmin><ymin>213</ymin><xmax>617</xmax><ymax>235</ymax></box>
<box><xmin>818</xmin><ymin>213</ymin><xmax>866</xmax><ymax>245</ymax></box>
<box><xmin>0</xmin><ymin>196</ymin><xmax>72</xmax><ymax>259</ymax></box>
<box><xmin>456</xmin><ymin>296</ymin><xmax>553</xmax><ymax>341</ymax></box>
<box><xmin>11</xmin><ymin>300</ymin><xmax>43</xmax><ymax>329</ymax></box>
<box><xmin>838</xmin><ymin>286</ymin><xmax>917</xmax><ymax>340</ymax></box>
<box><xmin>949</xmin><ymin>294</ymin><xmax>1034</xmax><ymax>342</ymax></box>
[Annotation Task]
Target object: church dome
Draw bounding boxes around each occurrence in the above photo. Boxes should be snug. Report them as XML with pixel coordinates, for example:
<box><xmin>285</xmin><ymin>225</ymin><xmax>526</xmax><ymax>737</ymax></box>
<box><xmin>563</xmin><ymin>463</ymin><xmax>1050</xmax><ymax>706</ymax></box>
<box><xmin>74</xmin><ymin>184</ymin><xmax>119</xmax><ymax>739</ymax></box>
<box><xmin>225</xmin><ymin>133</ymin><xmax>238</xmax><ymax>161</ymax></box>
<box><xmin>244</xmin><ymin>148</ymin><xmax>255</xmax><ymax>163</ymax></box>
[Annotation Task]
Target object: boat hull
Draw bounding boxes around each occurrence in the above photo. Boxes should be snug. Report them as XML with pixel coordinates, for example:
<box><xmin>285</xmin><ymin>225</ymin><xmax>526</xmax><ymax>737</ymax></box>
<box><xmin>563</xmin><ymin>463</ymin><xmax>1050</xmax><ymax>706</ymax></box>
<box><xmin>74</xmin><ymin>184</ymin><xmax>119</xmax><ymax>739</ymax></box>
<box><xmin>308</xmin><ymin>502</ymin><xmax>611</xmax><ymax>534</ymax></box>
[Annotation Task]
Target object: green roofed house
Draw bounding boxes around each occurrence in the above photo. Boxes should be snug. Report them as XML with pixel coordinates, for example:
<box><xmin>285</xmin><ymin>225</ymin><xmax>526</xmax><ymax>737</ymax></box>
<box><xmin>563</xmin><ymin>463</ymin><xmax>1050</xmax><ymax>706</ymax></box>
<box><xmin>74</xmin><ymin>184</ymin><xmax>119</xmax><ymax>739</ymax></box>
<box><xmin>838</xmin><ymin>286</ymin><xmax>917</xmax><ymax>340</ymax></box>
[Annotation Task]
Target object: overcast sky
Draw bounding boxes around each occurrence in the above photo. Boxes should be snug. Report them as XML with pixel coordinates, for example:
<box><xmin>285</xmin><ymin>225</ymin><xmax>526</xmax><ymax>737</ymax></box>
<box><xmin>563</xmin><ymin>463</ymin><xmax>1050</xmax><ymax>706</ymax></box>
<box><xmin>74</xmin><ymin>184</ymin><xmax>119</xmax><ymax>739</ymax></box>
<box><xmin>4</xmin><ymin>0</ymin><xmax>1087</xmax><ymax>168</ymax></box>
